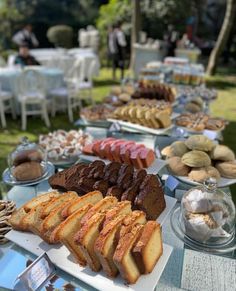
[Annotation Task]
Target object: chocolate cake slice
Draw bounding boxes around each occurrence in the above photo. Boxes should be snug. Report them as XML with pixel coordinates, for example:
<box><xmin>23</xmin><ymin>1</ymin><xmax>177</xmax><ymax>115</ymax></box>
<box><xmin>103</xmin><ymin>162</ymin><xmax>122</xmax><ymax>185</ymax></box>
<box><xmin>117</xmin><ymin>164</ymin><xmax>134</xmax><ymax>190</ymax></box>
<box><xmin>93</xmin><ymin>180</ymin><xmax>109</xmax><ymax>196</ymax></box>
<box><xmin>106</xmin><ymin>185</ymin><xmax>123</xmax><ymax>200</ymax></box>
<box><xmin>65</xmin><ymin>163</ymin><xmax>88</xmax><ymax>191</ymax></box>
<box><xmin>121</xmin><ymin>178</ymin><xmax>144</xmax><ymax>205</ymax></box>
<box><xmin>88</xmin><ymin>160</ymin><xmax>105</xmax><ymax>179</ymax></box>
<box><xmin>134</xmin><ymin>174</ymin><xmax>166</xmax><ymax>220</ymax></box>
<box><xmin>48</xmin><ymin>170</ymin><xmax>67</xmax><ymax>191</ymax></box>
<box><xmin>133</xmin><ymin>169</ymin><xmax>147</xmax><ymax>181</ymax></box>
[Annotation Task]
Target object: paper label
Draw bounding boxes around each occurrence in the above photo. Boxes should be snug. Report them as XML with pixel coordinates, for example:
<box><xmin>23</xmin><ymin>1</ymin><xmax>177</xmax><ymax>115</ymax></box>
<box><xmin>14</xmin><ymin>253</ymin><xmax>55</xmax><ymax>291</ymax></box>
<box><xmin>165</xmin><ymin>175</ymin><xmax>180</xmax><ymax>191</ymax></box>
<box><xmin>203</xmin><ymin>130</ymin><xmax>218</xmax><ymax>140</ymax></box>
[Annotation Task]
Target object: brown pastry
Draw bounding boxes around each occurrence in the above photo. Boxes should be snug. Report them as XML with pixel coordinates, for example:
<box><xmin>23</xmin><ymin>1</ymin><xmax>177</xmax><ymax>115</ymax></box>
<box><xmin>167</xmin><ymin>157</ymin><xmax>191</xmax><ymax>176</ymax></box>
<box><xmin>188</xmin><ymin>166</ymin><xmax>221</xmax><ymax>183</ymax></box>
<box><xmin>170</xmin><ymin>141</ymin><xmax>189</xmax><ymax>157</ymax></box>
<box><xmin>182</xmin><ymin>150</ymin><xmax>211</xmax><ymax>167</ymax></box>
<box><xmin>210</xmin><ymin>145</ymin><xmax>235</xmax><ymax>161</ymax></box>
<box><xmin>185</xmin><ymin>135</ymin><xmax>214</xmax><ymax>152</ymax></box>
<box><xmin>215</xmin><ymin>161</ymin><xmax>236</xmax><ymax>178</ymax></box>
<box><xmin>185</xmin><ymin>103</ymin><xmax>201</xmax><ymax>113</ymax></box>
<box><xmin>13</xmin><ymin>150</ymin><xmax>43</xmax><ymax>166</ymax></box>
<box><xmin>161</xmin><ymin>146</ymin><xmax>174</xmax><ymax>158</ymax></box>
<box><xmin>12</xmin><ymin>162</ymin><xmax>43</xmax><ymax>181</ymax></box>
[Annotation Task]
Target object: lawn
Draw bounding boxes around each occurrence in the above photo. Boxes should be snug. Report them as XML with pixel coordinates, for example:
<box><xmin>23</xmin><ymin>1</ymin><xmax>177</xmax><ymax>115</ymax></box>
<box><xmin>0</xmin><ymin>67</ymin><xmax>236</xmax><ymax>202</ymax></box>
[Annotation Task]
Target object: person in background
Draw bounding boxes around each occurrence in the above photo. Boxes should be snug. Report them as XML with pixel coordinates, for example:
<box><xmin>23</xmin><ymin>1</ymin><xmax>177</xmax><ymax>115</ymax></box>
<box><xmin>108</xmin><ymin>23</ymin><xmax>127</xmax><ymax>80</ymax></box>
<box><xmin>14</xmin><ymin>45</ymin><xmax>40</xmax><ymax>67</ymax></box>
<box><xmin>12</xmin><ymin>24</ymin><xmax>39</xmax><ymax>48</ymax></box>
<box><xmin>164</xmin><ymin>24</ymin><xmax>179</xmax><ymax>57</ymax></box>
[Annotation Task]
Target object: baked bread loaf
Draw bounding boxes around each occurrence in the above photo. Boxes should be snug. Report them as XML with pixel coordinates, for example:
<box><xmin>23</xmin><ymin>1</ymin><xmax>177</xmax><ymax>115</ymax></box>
<box><xmin>13</xmin><ymin>149</ymin><xmax>43</xmax><ymax>166</ymax></box>
<box><xmin>55</xmin><ymin>204</ymin><xmax>92</xmax><ymax>265</ymax></box>
<box><xmin>185</xmin><ymin>135</ymin><xmax>214</xmax><ymax>152</ymax></box>
<box><xmin>170</xmin><ymin>141</ymin><xmax>189</xmax><ymax>157</ymax></box>
<box><xmin>94</xmin><ymin>214</ymin><xmax>127</xmax><ymax>277</ymax></box>
<box><xmin>215</xmin><ymin>161</ymin><xmax>236</xmax><ymax>178</ymax></box>
<box><xmin>12</xmin><ymin>161</ymin><xmax>43</xmax><ymax>181</ymax></box>
<box><xmin>75</xmin><ymin>212</ymin><xmax>107</xmax><ymax>272</ymax></box>
<box><xmin>113</xmin><ymin>224</ymin><xmax>144</xmax><ymax>284</ymax></box>
<box><xmin>188</xmin><ymin>166</ymin><xmax>220</xmax><ymax>183</ymax></box>
<box><xmin>210</xmin><ymin>145</ymin><xmax>235</xmax><ymax>161</ymax></box>
<box><xmin>182</xmin><ymin>150</ymin><xmax>211</xmax><ymax>167</ymax></box>
<box><xmin>132</xmin><ymin>221</ymin><xmax>163</xmax><ymax>274</ymax></box>
<box><xmin>167</xmin><ymin>156</ymin><xmax>191</xmax><ymax>176</ymax></box>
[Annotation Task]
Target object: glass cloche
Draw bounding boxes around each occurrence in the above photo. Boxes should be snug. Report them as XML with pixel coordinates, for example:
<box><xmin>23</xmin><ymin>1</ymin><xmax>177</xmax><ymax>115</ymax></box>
<box><xmin>171</xmin><ymin>178</ymin><xmax>236</xmax><ymax>253</ymax></box>
<box><xmin>8</xmin><ymin>136</ymin><xmax>47</xmax><ymax>182</ymax></box>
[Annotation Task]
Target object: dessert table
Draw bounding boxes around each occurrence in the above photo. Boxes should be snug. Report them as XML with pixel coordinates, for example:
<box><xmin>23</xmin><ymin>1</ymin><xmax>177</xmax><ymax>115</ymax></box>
<box><xmin>1</xmin><ymin>128</ymin><xmax>235</xmax><ymax>291</ymax></box>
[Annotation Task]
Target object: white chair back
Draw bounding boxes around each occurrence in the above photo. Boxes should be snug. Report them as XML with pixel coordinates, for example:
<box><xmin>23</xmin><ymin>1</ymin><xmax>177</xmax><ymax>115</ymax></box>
<box><xmin>86</xmin><ymin>58</ymin><xmax>99</xmax><ymax>83</ymax></box>
<box><xmin>18</xmin><ymin>69</ymin><xmax>46</xmax><ymax>97</ymax></box>
<box><xmin>66</xmin><ymin>58</ymin><xmax>84</xmax><ymax>84</ymax></box>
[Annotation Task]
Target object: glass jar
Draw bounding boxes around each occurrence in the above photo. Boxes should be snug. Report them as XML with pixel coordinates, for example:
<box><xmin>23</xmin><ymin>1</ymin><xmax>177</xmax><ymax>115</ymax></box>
<box><xmin>8</xmin><ymin>136</ymin><xmax>47</xmax><ymax>182</ymax></box>
<box><xmin>180</xmin><ymin>178</ymin><xmax>235</xmax><ymax>245</ymax></box>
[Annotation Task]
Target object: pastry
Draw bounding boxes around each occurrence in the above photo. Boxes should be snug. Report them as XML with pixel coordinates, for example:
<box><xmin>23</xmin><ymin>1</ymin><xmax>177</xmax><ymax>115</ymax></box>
<box><xmin>13</xmin><ymin>149</ymin><xmax>43</xmax><ymax>166</ymax></box>
<box><xmin>210</xmin><ymin>145</ymin><xmax>235</xmax><ymax>161</ymax></box>
<box><xmin>170</xmin><ymin>141</ymin><xmax>189</xmax><ymax>157</ymax></box>
<box><xmin>182</xmin><ymin>150</ymin><xmax>211</xmax><ymax>167</ymax></box>
<box><xmin>185</xmin><ymin>135</ymin><xmax>214</xmax><ymax>152</ymax></box>
<box><xmin>118</xmin><ymin>93</ymin><xmax>131</xmax><ymax>102</ymax></box>
<box><xmin>167</xmin><ymin>157</ymin><xmax>191</xmax><ymax>176</ymax></box>
<box><xmin>12</xmin><ymin>161</ymin><xmax>43</xmax><ymax>181</ymax></box>
<box><xmin>0</xmin><ymin>200</ymin><xmax>16</xmax><ymax>244</ymax></box>
<box><xmin>215</xmin><ymin>161</ymin><xmax>236</xmax><ymax>178</ymax></box>
<box><xmin>188</xmin><ymin>166</ymin><xmax>221</xmax><ymax>183</ymax></box>
<box><xmin>161</xmin><ymin>146</ymin><xmax>174</xmax><ymax>158</ymax></box>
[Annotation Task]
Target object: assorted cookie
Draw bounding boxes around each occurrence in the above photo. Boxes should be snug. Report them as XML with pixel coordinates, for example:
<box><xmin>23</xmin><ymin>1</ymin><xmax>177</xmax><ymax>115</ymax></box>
<box><xmin>80</xmin><ymin>104</ymin><xmax>114</xmax><ymax>121</ymax></box>
<box><xmin>0</xmin><ymin>200</ymin><xmax>16</xmax><ymax>244</ymax></box>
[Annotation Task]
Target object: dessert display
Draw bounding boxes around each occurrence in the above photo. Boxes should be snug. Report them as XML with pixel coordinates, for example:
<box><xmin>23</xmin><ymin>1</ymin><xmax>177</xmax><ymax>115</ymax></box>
<box><xmin>8</xmin><ymin>137</ymin><xmax>46</xmax><ymax>182</ymax></box>
<box><xmin>180</xmin><ymin>179</ymin><xmax>235</xmax><ymax>244</ymax></box>
<box><xmin>0</xmin><ymin>200</ymin><xmax>16</xmax><ymax>244</ymax></box>
<box><xmin>175</xmin><ymin>113</ymin><xmax>226</xmax><ymax>132</ymax></box>
<box><xmin>82</xmin><ymin>137</ymin><xmax>155</xmax><ymax>169</ymax></box>
<box><xmin>48</xmin><ymin>160</ymin><xmax>166</xmax><ymax>220</ymax></box>
<box><xmin>177</xmin><ymin>85</ymin><xmax>218</xmax><ymax>101</ymax></box>
<box><xmin>9</xmin><ymin>190</ymin><xmax>164</xmax><ymax>284</ymax></box>
<box><xmin>184</xmin><ymin>97</ymin><xmax>204</xmax><ymax>113</ymax></box>
<box><xmin>112</xmin><ymin>103</ymin><xmax>172</xmax><ymax>129</ymax></box>
<box><xmin>172</xmin><ymin>68</ymin><xmax>204</xmax><ymax>85</ymax></box>
<box><xmin>162</xmin><ymin>135</ymin><xmax>236</xmax><ymax>183</ymax></box>
<box><xmin>80</xmin><ymin>104</ymin><xmax>114</xmax><ymax>121</ymax></box>
<box><xmin>39</xmin><ymin>130</ymin><xmax>93</xmax><ymax>164</ymax></box>
<box><xmin>132</xmin><ymin>83</ymin><xmax>176</xmax><ymax>103</ymax></box>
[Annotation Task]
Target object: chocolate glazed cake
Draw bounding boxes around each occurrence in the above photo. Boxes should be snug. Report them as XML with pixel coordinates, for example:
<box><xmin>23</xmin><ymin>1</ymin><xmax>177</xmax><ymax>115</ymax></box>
<box><xmin>49</xmin><ymin>161</ymin><xmax>166</xmax><ymax>219</ymax></box>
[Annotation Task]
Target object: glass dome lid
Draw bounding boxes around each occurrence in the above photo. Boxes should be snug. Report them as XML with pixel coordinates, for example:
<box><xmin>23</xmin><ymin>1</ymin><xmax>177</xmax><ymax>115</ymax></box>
<box><xmin>181</xmin><ymin>178</ymin><xmax>235</xmax><ymax>245</ymax></box>
<box><xmin>8</xmin><ymin>136</ymin><xmax>47</xmax><ymax>182</ymax></box>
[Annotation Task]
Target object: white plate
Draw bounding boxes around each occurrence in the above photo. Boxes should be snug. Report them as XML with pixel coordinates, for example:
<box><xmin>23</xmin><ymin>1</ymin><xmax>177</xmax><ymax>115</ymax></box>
<box><xmin>6</xmin><ymin>231</ymin><xmax>172</xmax><ymax>291</ymax></box>
<box><xmin>176</xmin><ymin>175</ymin><xmax>236</xmax><ymax>188</ymax></box>
<box><xmin>2</xmin><ymin>162</ymin><xmax>55</xmax><ymax>186</ymax></box>
<box><xmin>79</xmin><ymin>155</ymin><xmax>167</xmax><ymax>175</ymax></box>
<box><xmin>108</xmin><ymin>119</ymin><xmax>173</xmax><ymax>136</ymax></box>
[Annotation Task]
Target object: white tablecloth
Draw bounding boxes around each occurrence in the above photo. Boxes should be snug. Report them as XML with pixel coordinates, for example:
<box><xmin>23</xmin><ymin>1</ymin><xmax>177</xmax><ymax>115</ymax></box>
<box><xmin>29</xmin><ymin>48</ymin><xmax>100</xmax><ymax>78</ymax></box>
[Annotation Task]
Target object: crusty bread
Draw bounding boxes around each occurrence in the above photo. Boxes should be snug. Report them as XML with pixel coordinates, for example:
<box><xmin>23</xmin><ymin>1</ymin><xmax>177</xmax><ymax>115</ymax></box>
<box><xmin>94</xmin><ymin>214</ymin><xmax>127</xmax><ymax>277</ymax></box>
<box><xmin>40</xmin><ymin>191</ymin><xmax>78</xmax><ymax>219</ymax></box>
<box><xmin>55</xmin><ymin>204</ymin><xmax>92</xmax><ymax>266</ymax></box>
<box><xmin>75</xmin><ymin>212</ymin><xmax>107</xmax><ymax>272</ymax></box>
<box><xmin>9</xmin><ymin>191</ymin><xmax>59</xmax><ymax>231</ymax></box>
<box><xmin>119</xmin><ymin>210</ymin><xmax>146</xmax><ymax>238</ymax></box>
<box><xmin>132</xmin><ymin>221</ymin><xmax>163</xmax><ymax>274</ymax></box>
<box><xmin>113</xmin><ymin>224</ymin><xmax>144</xmax><ymax>284</ymax></box>
<box><xmin>103</xmin><ymin>201</ymin><xmax>132</xmax><ymax>228</ymax></box>
<box><xmin>80</xmin><ymin>197</ymin><xmax>118</xmax><ymax>227</ymax></box>
<box><xmin>61</xmin><ymin>191</ymin><xmax>103</xmax><ymax>219</ymax></box>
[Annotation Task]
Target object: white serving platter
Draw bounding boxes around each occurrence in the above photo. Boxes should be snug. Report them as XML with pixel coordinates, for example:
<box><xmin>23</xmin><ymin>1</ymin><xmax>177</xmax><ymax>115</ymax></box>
<box><xmin>108</xmin><ymin>119</ymin><xmax>173</xmax><ymax>135</ymax></box>
<box><xmin>176</xmin><ymin>175</ymin><xmax>236</xmax><ymax>188</ymax></box>
<box><xmin>79</xmin><ymin>155</ymin><xmax>167</xmax><ymax>175</ymax></box>
<box><xmin>6</xmin><ymin>231</ymin><xmax>173</xmax><ymax>291</ymax></box>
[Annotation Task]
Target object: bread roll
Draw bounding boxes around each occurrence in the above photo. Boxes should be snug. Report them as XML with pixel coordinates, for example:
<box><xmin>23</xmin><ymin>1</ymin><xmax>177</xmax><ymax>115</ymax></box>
<box><xmin>185</xmin><ymin>135</ymin><xmax>214</xmax><ymax>152</ymax></box>
<box><xmin>13</xmin><ymin>149</ymin><xmax>43</xmax><ymax>166</ymax></box>
<box><xmin>215</xmin><ymin>161</ymin><xmax>236</xmax><ymax>179</ymax></box>
<box><xmin>182</xmin><ymin>150</ymin><xmax>211</xmax><ymax>167</ymax></box>
<box><xmin>13</xmin><ymin>162</ymin><xmax>43</xmax><ymax>181</ymax></box>
<box><xmin>188</xmin><ymin>166</ymin><xmax>220</xmax><ymax>183</ymax></box>
<box><xmin>167</xmin><ymin>157</ymin><xmax>190</xmax><ymax>176</ymax></box>
<box><xmin>210</xmin><ymin>145</ymin><xmax>235</xmax><ymax>161</ymax></box>
<box><xmin>170</xmin><ymin>141</ymin><xmax>189</xmax><ymax>157</ymax></box>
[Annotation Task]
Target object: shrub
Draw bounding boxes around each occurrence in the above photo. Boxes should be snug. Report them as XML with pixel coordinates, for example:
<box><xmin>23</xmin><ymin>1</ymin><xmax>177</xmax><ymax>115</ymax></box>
<box><xmin>47</xmin><ymin>25</ymin><xmax>73</xmax><ymax>48</ymax></box>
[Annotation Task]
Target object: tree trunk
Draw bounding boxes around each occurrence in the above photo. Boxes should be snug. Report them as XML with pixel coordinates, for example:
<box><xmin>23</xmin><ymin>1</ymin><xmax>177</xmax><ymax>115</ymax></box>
<box><xmin>129</xmin><ymin>0</ymin><xmax>141</xmax><ymax>71</ymax></box>
<box><xmin>207</xmin><ymin>0</ymin><xmax>236</xmax><ymax>75</ymax></box>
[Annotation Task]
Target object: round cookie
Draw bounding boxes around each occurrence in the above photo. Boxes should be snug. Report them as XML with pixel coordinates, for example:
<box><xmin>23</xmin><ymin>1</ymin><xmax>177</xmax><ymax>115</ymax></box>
<box><xmin>215</xmin><ymin>161</ymin><xmax>236</xmax><ymax>179</ymax></box>
<box><xmin>185</xmin><ymin>135</ymin><xmax>214</xmax><ymax>152</ymax></box>
<box><xmin>170</xmin><ymin>141</ymin><xmax>189</xmax><ymax>157</ymax></box>
<box><xmin>167</xmin><ymin>156</ymin><xmax>190</xmax><ymax>176</ymax></box>
<box><xmin>182</xmin><ymin>150</ymin><xmax>211</xmax><ymax>167</ymax></box>
<box><xmin>188</xmin><ymin>166</ymin><xmax>220</xmax><ymax>183</ymax></box>
<box><xmin>210</xmin><ymin>145</ymin><xmax>235</xmax><ymax>161</ymax></box>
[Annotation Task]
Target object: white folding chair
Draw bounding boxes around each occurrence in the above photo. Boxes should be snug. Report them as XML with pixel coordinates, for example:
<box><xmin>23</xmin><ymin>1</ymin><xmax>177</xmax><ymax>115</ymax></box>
<box><xmin>18</xmin><ymin>69</ymin><xmax>50</xmax><ymax>130</ymax></box>
<box><xmin>0</xmin><ymin>84</ymin><xmax>16</xmax><ymax>128</ymax></box>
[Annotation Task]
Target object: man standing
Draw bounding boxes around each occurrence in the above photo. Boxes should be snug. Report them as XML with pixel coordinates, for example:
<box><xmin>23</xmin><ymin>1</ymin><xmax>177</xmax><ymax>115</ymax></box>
<box><xmin>12</xmin><ymin>24</ymin><xmax>39</xmax><ymax>49</ymax></box>
<box><xmin>108</xmin><ymin>23</ymin><xmax>127</xmax><ymax>80</ymax></box>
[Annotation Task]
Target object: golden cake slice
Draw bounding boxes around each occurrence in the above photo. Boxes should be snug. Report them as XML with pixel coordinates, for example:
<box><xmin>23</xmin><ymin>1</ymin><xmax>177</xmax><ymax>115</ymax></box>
<box><xmin>132</xmin><ymin>221</ymin><xmax>163</xmax><ymax>274</ymax></box>
<box><xmin>61</xmin><ymin>191</ymin><xmax>103</xmax><ymax>219</ymax></box>
<box><xmin>80</xmin><ymin>196</ymin><xmax>118</xmax><ymax>227</ymax></box>
<box><xmin>94</xmin><ymin>214</ymin><xmax>128</xmax><ymax>277</ymax></box>
<box><xmin>55</xmin><ymin>204</ymin><xmax>92</xmax><ymax>266</ymax></box>
<box><xmin>103</xmin><ymin>201</ymin><xmax>132</xmax><ymax>228</ymax></box>
<box><xmin>113</xmin><ymin>224</ymin><xmax>144</xmax><ymax>284</ymax></box>
<box><xmin>75</xmin><ymin>212</ymin><xmax>107</xmax><ymax>272</ymax></box>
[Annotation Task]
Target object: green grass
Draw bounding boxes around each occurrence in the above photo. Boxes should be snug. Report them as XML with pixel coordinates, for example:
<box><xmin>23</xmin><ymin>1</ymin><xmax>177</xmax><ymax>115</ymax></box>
<box><xmin>0</xmin><ymin>67</ymin><xmax>236</xmax><ymax>202</ymax></box>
